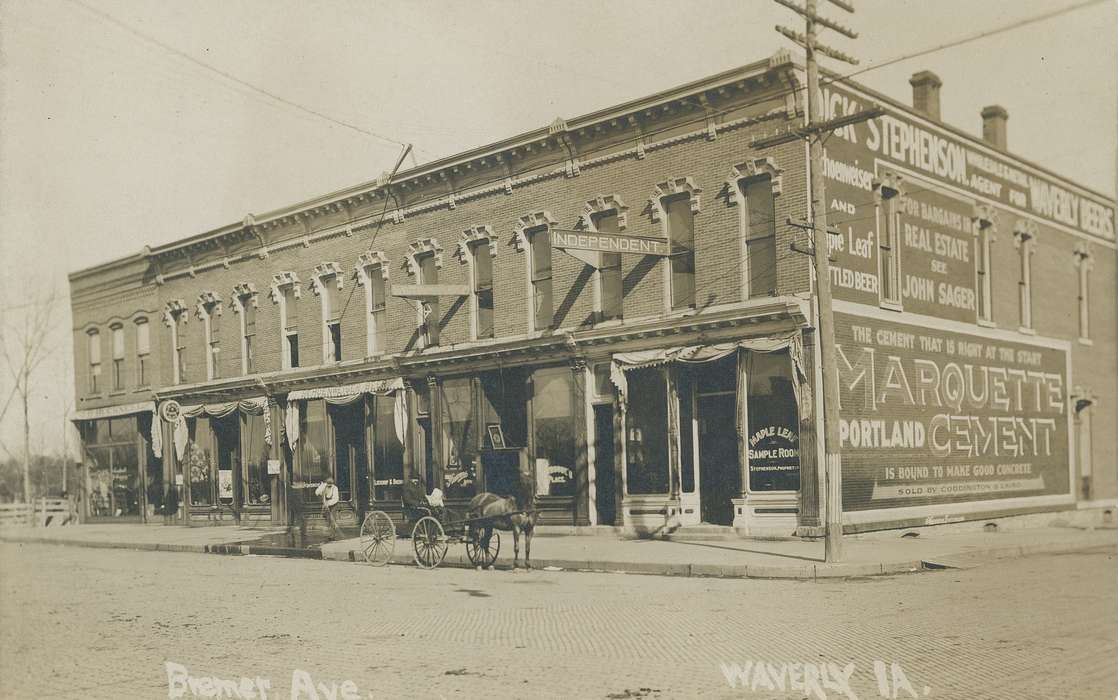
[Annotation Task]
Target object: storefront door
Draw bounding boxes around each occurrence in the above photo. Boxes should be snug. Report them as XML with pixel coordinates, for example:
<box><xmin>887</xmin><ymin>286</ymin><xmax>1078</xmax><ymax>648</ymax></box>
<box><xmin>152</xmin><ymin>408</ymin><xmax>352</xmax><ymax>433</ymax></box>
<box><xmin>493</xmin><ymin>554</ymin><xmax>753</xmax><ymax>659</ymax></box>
<box><xmin>698</xmin><ymin>393</ymin><xmax>739</xmax><ymax>525</ymax></box>
<box><xmin>592</xmin><ymin>404</ymin><xmax>616</xmax><ymax>526</ymax></box>
<box><xmin>329</xmin><ymin>402</ymin><xmax>366</xmax><ymax>504</ymax></box>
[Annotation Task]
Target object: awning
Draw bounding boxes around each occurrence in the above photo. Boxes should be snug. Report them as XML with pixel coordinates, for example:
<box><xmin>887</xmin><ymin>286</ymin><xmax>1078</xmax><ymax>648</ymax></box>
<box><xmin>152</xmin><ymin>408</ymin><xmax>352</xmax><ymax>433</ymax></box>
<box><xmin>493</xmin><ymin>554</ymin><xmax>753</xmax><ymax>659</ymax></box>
<box><xmin>610</xmin><ymin>331</ymin><xmax>812</xmax><ymax>419</ymax></box>
<box><xmin>286</xmin><ymin>377</ymin><xmax>405</xmax><ymax>403</ymax></box>
<box><xmin>162</xmin><ymin>396</ymin><xmax>272</xmax><ymax>461</ymax></box>
<box><xmin>72</xmin><ymin>401</ymin><xmax>155</xmax><ymax>422</ymax></box>
<box><xmin>283</xmin><ymin>378</ymin><xmax>407</xmax><ymax>448</ymax></box>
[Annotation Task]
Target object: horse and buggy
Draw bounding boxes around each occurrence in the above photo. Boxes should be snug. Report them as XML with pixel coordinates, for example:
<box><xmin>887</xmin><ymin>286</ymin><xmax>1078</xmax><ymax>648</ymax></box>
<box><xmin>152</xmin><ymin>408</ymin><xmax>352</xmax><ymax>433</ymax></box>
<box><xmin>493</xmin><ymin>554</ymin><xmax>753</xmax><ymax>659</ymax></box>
<box><xmin>357</xmin><ymin>480</ymin><xmax>536</xmax><ymax>570</ymax></box>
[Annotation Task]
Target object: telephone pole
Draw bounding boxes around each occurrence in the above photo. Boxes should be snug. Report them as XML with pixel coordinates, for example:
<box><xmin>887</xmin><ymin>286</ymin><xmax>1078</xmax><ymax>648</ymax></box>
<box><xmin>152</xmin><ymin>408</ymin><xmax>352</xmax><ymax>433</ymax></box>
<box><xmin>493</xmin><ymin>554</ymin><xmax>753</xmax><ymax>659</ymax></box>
<box><xmin>766</xmin><ymin>0</ymin><xmax>877</xmax><ymax>562</ymax></box>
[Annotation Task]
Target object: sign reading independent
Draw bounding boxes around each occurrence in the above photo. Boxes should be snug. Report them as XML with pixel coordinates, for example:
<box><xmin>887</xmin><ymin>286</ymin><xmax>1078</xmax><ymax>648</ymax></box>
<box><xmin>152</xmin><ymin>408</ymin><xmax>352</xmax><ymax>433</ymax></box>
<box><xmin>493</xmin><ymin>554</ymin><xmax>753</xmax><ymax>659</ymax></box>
<box><xmin>834</xmin><ymin>312</ymin><xmax>1070</xmax><ymax>513</ymax></box>
<box><xmin>550</xmin><ymin>229</ymin><xmax>671</xmax><ymax>256</ymax></box>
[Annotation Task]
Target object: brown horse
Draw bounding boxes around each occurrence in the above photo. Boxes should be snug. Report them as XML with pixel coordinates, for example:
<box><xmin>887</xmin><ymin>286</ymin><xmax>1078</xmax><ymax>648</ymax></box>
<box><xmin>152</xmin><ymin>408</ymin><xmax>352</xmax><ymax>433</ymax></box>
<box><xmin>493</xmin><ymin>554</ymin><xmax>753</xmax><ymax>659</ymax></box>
<box><xmin>467</xmin><ymin>492</ymin><xmax>537</xmax><ymax>569</ymax></box>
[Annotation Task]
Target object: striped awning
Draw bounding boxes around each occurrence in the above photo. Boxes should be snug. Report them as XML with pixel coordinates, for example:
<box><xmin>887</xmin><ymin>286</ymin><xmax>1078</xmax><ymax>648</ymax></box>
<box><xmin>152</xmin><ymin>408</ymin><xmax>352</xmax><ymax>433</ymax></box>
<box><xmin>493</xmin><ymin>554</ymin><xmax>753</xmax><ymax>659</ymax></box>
<box><xmin>286</xmin><ymin>377</ymin><xmax>405</xmax><ymax>401</ymax></box>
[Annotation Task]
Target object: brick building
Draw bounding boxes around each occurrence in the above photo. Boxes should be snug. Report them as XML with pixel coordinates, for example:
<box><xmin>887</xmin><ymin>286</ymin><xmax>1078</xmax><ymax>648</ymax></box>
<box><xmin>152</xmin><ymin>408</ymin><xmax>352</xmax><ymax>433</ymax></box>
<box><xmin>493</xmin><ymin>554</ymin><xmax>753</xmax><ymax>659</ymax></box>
<box><xmin>68</xmin><ymin>52</ymin><xmax>1116</xmax><ymax>536</ymax></box>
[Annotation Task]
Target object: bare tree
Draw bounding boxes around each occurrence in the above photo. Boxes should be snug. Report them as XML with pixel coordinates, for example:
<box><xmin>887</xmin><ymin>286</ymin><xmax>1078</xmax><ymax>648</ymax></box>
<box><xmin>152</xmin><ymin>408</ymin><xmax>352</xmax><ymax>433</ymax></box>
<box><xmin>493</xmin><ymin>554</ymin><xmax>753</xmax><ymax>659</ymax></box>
<box><xmin>0</xmin><ymin>287</ymin><xmax>60</xmax><ymax>503</ymax></box>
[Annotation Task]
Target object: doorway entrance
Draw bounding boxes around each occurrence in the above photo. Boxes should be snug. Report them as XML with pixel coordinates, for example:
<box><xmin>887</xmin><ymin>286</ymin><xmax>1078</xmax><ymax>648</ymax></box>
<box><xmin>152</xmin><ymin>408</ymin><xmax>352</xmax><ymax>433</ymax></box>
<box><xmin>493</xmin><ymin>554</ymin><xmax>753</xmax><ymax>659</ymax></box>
<box><xmin>593</xmin><ymin>404</ymin><xmax>616</xmax><ymax>525</ymax></box>
<box><xmin>329</xmin><ymin>402</ymin><xmax>367</xmax><ymax>505</ymax></box>
<box><xmin>697</xmin><ymin>392</ymin><xmax>740</xmax><ymax>525</ymax></box>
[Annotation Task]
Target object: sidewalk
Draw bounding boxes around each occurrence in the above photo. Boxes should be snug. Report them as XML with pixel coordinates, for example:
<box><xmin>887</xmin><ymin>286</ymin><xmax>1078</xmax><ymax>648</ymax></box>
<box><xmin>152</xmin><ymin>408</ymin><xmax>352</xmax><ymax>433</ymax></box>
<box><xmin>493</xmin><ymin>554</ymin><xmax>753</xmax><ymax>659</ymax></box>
<box><xmin>2</xmin><ymin>521</ymin><xmax>1116</xmax><ymax>579</ymax></box>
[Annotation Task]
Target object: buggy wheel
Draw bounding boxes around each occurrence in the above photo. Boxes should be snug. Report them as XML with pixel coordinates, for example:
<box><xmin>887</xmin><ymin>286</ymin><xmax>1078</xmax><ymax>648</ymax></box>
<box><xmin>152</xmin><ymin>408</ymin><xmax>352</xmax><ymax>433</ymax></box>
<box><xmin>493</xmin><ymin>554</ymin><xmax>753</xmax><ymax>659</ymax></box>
<box><xmin>465</xmin><ymin>530</ymin><xmax>500</xmax><ymax>568</ymax></box>
<box><xmin>359</xmin><ymin>510</ymin><xmax>396</xmax><ymax>567</ymax></box>
<box><xmin>412</xmin><ymin>516</ymin><xmax>447</xmax><ymax>569</ymax></box>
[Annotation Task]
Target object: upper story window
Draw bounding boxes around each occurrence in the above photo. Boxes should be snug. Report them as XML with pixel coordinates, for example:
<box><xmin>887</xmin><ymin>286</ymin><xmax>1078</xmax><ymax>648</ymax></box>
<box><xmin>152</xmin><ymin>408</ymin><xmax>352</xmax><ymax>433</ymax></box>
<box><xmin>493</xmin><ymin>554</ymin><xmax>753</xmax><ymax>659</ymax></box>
<box><xmin>197</xmin><ymin>292</ymin><xmax>223</xmax><ymax>381</ymax></box>
<box><xmin>270</xmin><ymin>272</ymin><xmax>301</xmax><ymax>369</ymax></box>
<box><xmin>651</xmin><ymin>178</ymin><xmax>701</xmax><ymax>312</ymax></box>
<box><xmin>135</xmin><ymin>318</ymin><xmax>150</xmax><ymax>387</ymax></box>
<box><xmin>356</xmin><ymin>252</ymin><xmax>389</xmax><ymax>356</ymax></box>
<box><xmin>582</xmin><ymin>195</ymin><xmax>629</xmax><ymax>323</ymax></box>
<box><xmin>728</xmin><ymin>160</ymin><xmax>782</xmax><ymax>299</ymax></box>
<box><xmin>233</xmin><ymin>283</ymin><xmax>258</xmax><ymax>375</ymax></box>
<box><xmin>1073</xmin><ymin>243</ymin><xmax>1093</xmax><ymax>341</ymax></box>
<box><xmin>972</xmin><ymin>205</ymin><xmax>997</xmax><ymax>325</ymax></box>
<box><xmin>87</xmin><ymin>329</ymin><xmax>102</xmax><ymax>394</ymax></box>
<box><xmin>405</xmin><ymin>239</ymin><xmax>444</xmax><ymax>349</ymax></box>
<box><xmin>110</xmin><ymin>324</ymin><xmax>125</xmax><ymax>391</ymax></box>
<box><xmin>312</xmin><ymin>262</ymin><xmax>344</xmax><ymax>364</ymax></box>
<box><xmin>457</xmin><ymin>226</ymin><xmax>497</xmax><ymax>341</ymax></box>
<box><xmin>164</xmin><ymin>300</ymin><xmax>189</xmax><ymax>385</ymax></box>
<box><xmin>513</xmin><ymin>211</ymin><xmax>558</xmax><ymax>334</ymax></box>
<box><xmin>874</xmin><ymin>174</ymin><xmax>904</xmax><ymax>307</ymax></box>
<box><xmin>1013</xmin><ymin>219</ymin><xmax>1038</xmax><ymax>331</ymax></box>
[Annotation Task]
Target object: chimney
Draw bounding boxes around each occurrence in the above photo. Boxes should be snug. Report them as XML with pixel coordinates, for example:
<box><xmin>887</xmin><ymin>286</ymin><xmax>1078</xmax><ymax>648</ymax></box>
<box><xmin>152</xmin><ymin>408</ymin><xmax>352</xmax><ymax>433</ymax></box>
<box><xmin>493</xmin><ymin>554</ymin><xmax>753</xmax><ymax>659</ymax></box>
<box><xmin>909</xmin><ymin>71</ymin><xmax>942</xmax><ymax>121</ymax></box>
<box><xmin>981</xmin><ymin>105</ymin><xmax>1008</xmax><ymax>149</ymax></box>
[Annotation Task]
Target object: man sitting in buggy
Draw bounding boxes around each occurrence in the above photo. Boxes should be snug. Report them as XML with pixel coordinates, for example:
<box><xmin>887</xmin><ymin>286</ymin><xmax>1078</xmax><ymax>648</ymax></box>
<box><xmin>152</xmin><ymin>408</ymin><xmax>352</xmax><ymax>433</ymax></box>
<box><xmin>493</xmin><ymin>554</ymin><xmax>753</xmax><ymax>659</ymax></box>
<box><xmin>402</xmin><ymin>477</ymin><xmax>448</xmax><ymax>523</ymax></box>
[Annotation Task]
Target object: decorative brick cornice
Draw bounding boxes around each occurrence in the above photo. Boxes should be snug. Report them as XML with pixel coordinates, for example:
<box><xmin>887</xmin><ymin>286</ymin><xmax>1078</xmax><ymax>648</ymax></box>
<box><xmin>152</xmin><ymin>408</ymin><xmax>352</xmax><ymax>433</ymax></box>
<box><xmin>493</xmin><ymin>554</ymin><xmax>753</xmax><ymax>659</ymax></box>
<box><xmin>355</xmin><ymin>251</ymin><xmax>390</xmax><ymax>284</ymax></box>
<box><xmin>578</xmin><ymin>195</ymin><xmax>629</xmax><ymax>231</ymax></box>
<box><xmin>269</xmin><ymin>271</ymin><xmax>301</xmax><ymax>304</ymax></box>
<box><xmin>404</xmin><ymin>238</ymin><xmax>444</xmax><ymax>276</ymax></box>
<box><xmin>310</xmin><ymin>262</ymin><xmax>344</xmax><ymax>295</ymax></box>
<box><xmin>649</xmin><ymin>177</ymin><xmax>702</xmax><ymax>223</ymax></box>
<box><xmin>511</xmin><ymin>211</ymin><xmax>558</xmax><ymax>252</ymax></box>
<box><xmin>455</xmin><ymin>225</ymin><xmax>498</xmax><ymax>264</ymax></box>
<box><xmin>725</xmin><ymin>158</ymin><xmax>783</xmax><ymax>204</ymax></box>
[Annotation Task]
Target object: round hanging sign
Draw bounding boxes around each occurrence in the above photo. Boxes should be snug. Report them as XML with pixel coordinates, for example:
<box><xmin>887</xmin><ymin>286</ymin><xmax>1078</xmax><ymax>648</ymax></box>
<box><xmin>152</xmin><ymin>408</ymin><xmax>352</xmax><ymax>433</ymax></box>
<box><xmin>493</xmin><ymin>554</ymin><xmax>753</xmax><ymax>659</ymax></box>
<box><xmin>159</xmin><ymin>400</ymin><xmax>182</xmax><ymax>423</ymax></box>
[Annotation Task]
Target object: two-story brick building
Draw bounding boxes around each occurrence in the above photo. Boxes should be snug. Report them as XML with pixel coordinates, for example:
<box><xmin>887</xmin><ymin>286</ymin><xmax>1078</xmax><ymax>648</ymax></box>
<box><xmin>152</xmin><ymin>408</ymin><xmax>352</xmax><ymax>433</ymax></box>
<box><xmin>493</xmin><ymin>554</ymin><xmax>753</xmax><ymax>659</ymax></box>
<box><xmin>68</xmin><ymin>52</ymin><xmax>1116</xmax><ymax>537</ymax></box>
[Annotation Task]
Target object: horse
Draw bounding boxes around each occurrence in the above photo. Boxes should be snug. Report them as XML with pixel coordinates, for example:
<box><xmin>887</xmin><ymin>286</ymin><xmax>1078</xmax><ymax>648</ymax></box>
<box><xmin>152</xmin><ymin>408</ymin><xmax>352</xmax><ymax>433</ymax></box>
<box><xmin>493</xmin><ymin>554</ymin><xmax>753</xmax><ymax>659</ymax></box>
<box><xmin>467</xmin><ymin>491</ymin><xmax>537</xmax><ymax>569</ymax></box>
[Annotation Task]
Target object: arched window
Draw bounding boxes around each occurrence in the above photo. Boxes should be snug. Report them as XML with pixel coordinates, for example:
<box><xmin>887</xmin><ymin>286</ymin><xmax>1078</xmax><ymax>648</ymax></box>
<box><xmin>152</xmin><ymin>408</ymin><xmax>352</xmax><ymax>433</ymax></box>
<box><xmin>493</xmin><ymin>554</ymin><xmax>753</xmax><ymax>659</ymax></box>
<box><xmin>110</xmin><ymin>324</ymin><xmax>125</xmax><ymax>391</ymax></box>
<box><xmin>134</xmin><ymin>318</ymin><xmax>150</xmax><ymax>387</ymax></box>
<box><xmin>87</xmin><ymin>329</ymin><xmax>102</xmax><ymax>394</ymax></box>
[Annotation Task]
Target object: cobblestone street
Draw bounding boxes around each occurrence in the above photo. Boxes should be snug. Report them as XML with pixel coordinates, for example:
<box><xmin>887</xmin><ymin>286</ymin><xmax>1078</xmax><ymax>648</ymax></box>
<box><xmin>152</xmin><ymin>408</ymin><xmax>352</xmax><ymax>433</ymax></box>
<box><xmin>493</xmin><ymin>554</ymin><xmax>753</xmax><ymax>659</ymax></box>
<box><xmin>1</xmin><ymin>542</ymin><xmax>1115</xmax><ymax>700</ymax></box>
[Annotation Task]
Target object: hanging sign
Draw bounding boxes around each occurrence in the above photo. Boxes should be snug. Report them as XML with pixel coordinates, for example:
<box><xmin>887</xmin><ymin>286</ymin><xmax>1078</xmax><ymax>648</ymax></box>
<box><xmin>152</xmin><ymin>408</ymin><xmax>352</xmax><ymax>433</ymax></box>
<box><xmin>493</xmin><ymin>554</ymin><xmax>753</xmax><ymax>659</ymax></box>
<box><xmin>549</xmin><ymin>229</ymin><xmax>673</xmax><ymax>257</ymax></box>
<box><xmin>218</xmin><ymin>470</ymin><xmax>234</xmax><ymax>499</ymax></box>
<box><xmin>267</xmin><ymin>459</ymin><xmax>281</xmax><ymax>475</ymax></box>
<box><xmin>159</xmin><ymin>400</ymin><xmax>182</xmax><ymax>424</ymax></box>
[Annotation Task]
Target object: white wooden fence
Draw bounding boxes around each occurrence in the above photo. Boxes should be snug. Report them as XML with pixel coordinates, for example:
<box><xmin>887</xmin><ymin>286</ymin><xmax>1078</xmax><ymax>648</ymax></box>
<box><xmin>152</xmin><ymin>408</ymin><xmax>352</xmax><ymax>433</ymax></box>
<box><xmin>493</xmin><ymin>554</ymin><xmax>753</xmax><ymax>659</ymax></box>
<box><xmin>0</xmin><ymin>498</ymin><xmax>76</xmax><ymax>527</ymax></box>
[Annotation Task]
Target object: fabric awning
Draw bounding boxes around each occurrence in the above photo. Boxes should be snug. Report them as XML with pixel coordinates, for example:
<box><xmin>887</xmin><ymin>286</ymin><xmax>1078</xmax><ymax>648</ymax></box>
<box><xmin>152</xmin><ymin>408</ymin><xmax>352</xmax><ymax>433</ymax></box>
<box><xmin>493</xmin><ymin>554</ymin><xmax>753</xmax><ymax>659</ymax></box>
<box><xmin>162</xmin><ymin>396</ymin><xmax>272</xmax><ymax>461</ymax></box>
<box><xmin>72</xmin><ymin>401</ymin><xmax>155</xmax><ymax>422</ymax></box>
<box><xmin>282</xmin><ymin>378</ymin><xmax>407</xmax><ymax>448</ymax></box>
<box><xmin>286</xmin><ymin>377</ymin><xmax>404</xmax><ymax>402</ymax></box>
<box><xmin>610</xmin><ymin>331</ymin><xmax>811</xmax><ymax>419</ymax></box>
<box><xmin>178</xmin><ymin>397</ymin><xmax>267</xmax><ymax>419</ymax></box>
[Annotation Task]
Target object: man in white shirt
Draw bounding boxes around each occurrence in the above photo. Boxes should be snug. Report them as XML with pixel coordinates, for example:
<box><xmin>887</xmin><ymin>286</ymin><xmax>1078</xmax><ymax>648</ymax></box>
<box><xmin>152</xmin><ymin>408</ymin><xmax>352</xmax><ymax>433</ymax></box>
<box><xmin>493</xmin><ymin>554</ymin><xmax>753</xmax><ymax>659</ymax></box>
<box><xmin>314</xmin><ymin>477</ymin><xmax>341</xmax><ymax>540</ymax></box>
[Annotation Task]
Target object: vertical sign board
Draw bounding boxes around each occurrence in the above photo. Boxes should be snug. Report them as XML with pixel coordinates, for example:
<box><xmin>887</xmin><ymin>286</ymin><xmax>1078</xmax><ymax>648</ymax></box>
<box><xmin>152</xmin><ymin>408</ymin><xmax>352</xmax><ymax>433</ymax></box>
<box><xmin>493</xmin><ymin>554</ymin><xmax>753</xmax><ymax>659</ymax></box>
<box><xmin>834</xmin><ymin>312</ymin><xmax>1070</xmax><ymax>512</ymax></box>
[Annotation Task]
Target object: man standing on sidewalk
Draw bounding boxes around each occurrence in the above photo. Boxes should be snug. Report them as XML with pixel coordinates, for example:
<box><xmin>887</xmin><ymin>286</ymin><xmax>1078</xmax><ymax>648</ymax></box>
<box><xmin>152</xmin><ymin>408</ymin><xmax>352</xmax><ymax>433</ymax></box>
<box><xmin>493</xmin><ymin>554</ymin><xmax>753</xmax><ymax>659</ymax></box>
<box><xmin>315</xmin><ymin>478</ymin><xmax>340</xmax><ymax>540</ymax></box>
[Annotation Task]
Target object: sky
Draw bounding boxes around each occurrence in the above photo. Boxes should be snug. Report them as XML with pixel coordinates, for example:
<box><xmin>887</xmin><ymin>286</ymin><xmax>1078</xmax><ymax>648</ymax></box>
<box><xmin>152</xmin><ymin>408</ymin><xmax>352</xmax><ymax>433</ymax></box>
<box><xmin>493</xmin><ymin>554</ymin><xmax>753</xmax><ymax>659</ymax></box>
<box><xmin>1</xmin><ymin>0</ymin><xmax>1115</xmax><ymax>457</ymax></box>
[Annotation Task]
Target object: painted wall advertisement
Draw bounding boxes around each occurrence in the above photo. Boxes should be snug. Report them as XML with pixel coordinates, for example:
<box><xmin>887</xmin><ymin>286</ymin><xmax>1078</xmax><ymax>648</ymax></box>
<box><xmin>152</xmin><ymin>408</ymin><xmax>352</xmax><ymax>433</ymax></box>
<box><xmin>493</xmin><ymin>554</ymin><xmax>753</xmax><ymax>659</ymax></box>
<box><xmin>835</xmin><ymin>312</ymin><xmax>1070</xmax><ymax>512</ymax></box>
<box><xmin>817</xmin><ymin>82</ymin><xmax>1114</xmax><ymax>319</ymax></box>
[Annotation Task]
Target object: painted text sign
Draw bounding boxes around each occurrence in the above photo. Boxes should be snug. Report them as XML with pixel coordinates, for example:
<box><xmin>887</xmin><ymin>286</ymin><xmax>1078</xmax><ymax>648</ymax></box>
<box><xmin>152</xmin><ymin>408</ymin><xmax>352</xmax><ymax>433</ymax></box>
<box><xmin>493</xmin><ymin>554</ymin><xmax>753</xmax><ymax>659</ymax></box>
<box><xmin>834</xmin><ymin>313</ymin><xmax>1070</xmax><ymax>512</ymax></box>
<box><xmin>550</xmin><ymin>229</ymin><xmax>671</xmax><ymax>256</ymax></box>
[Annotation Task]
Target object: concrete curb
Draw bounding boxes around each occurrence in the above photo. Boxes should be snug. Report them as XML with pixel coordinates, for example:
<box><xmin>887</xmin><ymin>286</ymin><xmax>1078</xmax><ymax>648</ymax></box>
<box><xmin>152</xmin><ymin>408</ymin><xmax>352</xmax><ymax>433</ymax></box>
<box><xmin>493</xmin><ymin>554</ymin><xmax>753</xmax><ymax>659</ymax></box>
<box><xmin>4</xmin><ymin>531</ymin><xmax>1115</xmax><ymax>580</ymax></box>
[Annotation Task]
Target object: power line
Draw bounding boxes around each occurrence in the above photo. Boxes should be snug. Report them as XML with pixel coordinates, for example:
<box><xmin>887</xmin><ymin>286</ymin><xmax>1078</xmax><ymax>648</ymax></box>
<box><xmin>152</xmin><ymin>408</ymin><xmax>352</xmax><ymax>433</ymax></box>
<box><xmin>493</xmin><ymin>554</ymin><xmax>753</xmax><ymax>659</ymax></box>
<box><xmin>66</xmin><ymin>0</ymin><xmax>412</xmax><ymax>151</ymax></box>
<box><xmin>821</xmin><ymin>0</ymin><xmax>1109</xmax><ymax>89</ymax></box>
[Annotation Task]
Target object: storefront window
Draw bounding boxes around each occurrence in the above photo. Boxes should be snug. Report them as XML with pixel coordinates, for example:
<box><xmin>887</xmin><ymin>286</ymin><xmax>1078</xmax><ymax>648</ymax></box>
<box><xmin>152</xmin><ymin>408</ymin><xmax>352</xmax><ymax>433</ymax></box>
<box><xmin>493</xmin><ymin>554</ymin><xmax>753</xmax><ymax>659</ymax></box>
<box><xmin>298</xmin><ymin>400</ymin><xmax>329</xmax><ymax>483</ymax></box>
<box><xmin>185</xmin><ymin>417</ymin><xmax>213</xmax><ymax>505</ymax></box>
<box><xmin>440</xmin><ymin>377</ymin><xmax>478</xmax><ymax>500</ymax></box>
<box><xmin>625</xmin><ymin>368</ymin><xmax>670</xmax><ymax>495</ymax></box>
<box><xmin>373</xmin><ymin>394</ymin><xmax>404</xmax><ymax>502</ymax></box>
<box><xmin>83</xmin><ymin>417</ymin><xmax>142</xmax><ymax>517</ymax></box>
<box><xmin>746</xmin><ymin>351</ymin><xmax>800</xmax><ymax>492</ymax></box>
<box><xmin>480</xmin><ymin>369</ymin><xmax>528</xmax><ymax>449</ymax></box>
<box><xmin>242</xmin><ymin>413</ymin><xmax>269</xmax><ymax>505</ymax></box>
<box><xmin>531</xmin><ymin>367</ymin><xmax>576</xmax><ymax>497</ymax></box>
